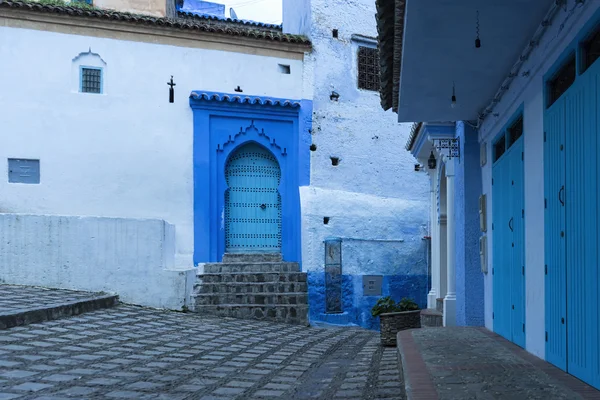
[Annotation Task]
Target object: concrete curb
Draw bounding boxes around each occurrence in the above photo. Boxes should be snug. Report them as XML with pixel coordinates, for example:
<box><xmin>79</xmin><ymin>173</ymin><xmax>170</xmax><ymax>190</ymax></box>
<box><xmin>396</xmin><ymin>329</ymin><xmax>439</xmax><ymax>400</ymax></box>
<box><xmin>0</xmin><ymin>294</ymin><xmax>119</xmax><ymax>330</ymax></box>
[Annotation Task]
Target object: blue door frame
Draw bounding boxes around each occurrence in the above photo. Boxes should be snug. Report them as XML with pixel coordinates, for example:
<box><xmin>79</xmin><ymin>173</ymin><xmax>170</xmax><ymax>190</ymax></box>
<box><xmin>190</xmin><ymin>92</ymin><xmax>312</xmax><ymax>264</ymax></box>
<box><xmin>492</xmin><ymin>110</ymin><xmax>525</xmax><ymax>348</ymax></box>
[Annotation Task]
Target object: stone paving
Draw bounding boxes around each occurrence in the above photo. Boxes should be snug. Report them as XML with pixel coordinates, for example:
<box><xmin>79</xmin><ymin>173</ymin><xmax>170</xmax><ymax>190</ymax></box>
<box><xmin>398</xmin><ymin>327</ymin><xmax>600</xmax><ymax>400</ymax></box>
<box><xmin>0</xmin><ymin>286</ymin><xmax>110</xmax><ymax>315</ymax></box>
<box><xmin>0</xmin><ymin>304</ymin><xmax>404</xmax><ymax>399</ymax></box>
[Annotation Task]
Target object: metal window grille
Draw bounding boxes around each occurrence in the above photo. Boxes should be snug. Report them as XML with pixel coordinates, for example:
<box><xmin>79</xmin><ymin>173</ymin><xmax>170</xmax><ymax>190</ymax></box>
<box><xmin>81</xmin><ymin>68</ymin><xmax>101</xmax><ymax>93</ymax></box>
<box><xmin>358</xmin><ymin>46</ymin><xmax>380</xmax><ymax>91</ymax></box>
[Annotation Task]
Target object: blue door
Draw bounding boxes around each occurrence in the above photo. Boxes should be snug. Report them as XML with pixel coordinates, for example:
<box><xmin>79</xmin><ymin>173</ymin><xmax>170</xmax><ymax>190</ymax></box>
<box><xmin>492</xmin><ymin>122</ymin><xmax>525</xmax><ymax>348</ymax></box>
<box><xmin>544</xmin><ymin>95</ymin><xmax>567</xmax><ymax>371</ymax></box>
<box><xmin>224</xmin><ymin>143</ymin><xmax>282</xmax><ymax>254</ymax></box>
<box><xmin>544</xmin><ymin>56</ymin><xmax>600</xmax><ymax>388</ymax></box>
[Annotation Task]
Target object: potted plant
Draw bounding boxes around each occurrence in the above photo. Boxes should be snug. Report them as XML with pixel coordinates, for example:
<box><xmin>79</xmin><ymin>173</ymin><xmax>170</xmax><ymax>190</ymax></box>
<box><xmin>371</xmin><ymin>296</ymin><xmax>421</xmax><ymax>346</ymax></box>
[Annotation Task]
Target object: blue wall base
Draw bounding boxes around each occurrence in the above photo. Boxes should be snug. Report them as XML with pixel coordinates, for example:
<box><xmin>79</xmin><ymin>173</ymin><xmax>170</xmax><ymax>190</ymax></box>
<box><xmin>307</xmin><ymin>271</ymin><xmax>428</xmax><ymax>331</ymax></box>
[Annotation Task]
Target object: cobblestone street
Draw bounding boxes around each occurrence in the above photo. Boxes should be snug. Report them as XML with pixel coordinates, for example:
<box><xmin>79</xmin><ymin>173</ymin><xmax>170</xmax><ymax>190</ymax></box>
<box><xmin>0</xmin><ymin>304</ymin><xmax>403</xmax><ymax>400</ymax></box>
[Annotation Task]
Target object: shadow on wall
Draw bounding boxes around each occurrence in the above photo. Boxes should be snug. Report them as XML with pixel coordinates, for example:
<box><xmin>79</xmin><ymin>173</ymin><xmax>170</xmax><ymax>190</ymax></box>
<box><xmin>307</xmin><ymin>272</ymin><xmax>429</xmax><ymax>331</ymax></box>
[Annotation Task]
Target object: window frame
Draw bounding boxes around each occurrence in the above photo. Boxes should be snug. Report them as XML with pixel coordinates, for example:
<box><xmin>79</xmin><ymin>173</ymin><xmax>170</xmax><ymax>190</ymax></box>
<box><xmin>492</xmin><ymin>106</ymin><xmax>524</xmax><ymax>164</ymax></box>
<box><xmin>79</xmin><ymin>66</ymin><xmax>103</xmax><ymax>94</ymax></box>
<box><xmin>357</xmin><ymin>45</ymin><xmax>380</xmax><ymax>92</ymax></box>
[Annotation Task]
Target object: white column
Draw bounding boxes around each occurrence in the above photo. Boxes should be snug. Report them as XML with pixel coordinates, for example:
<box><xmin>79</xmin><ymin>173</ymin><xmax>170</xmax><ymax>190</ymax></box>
<box><xmin>427</xmin><ymin>172</ymin><xmax>438</xmax><ymax>309</ymax></box>
<box><xmin>444</xmin><ymin>159</ymin><xmax>457</xmax><ymax>327</ymax></box>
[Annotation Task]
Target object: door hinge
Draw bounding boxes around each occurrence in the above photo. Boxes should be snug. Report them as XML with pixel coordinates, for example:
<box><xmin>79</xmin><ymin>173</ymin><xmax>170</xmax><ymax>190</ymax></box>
<box><xmin>492</xmin><ymin>223</ymin><xmax>494</xmax><ymax>230</ymax></box>
<box><xmin>545</xmin><ymin>198</ymin><xmax>547</xmax><ymax>208</ymax></box>
<box><xmin>522</xmin><ymin>152</ymin><xmax>524</xmax><ymax>161</ymax></box>
<box><xmin>492</xmin><ymin>178</ymin><xmax>494</xmax><ymax>185</ymax></box>
<box><xmin>544</xmin><ymin>131</ymin><xmax>546</xmax><ymax>142</ymax></box>
<box><xmin>545</xmin><ymin>331</ymin><xmax>548</xmax><ymax>342</ymax></box>
<box><xmin>493</xmin><ymin>312</ymin><xmax>495</xmax><ymax>319</ymax></box>
<box><xmin>522</xmin><ymin>266</ymin><xmax>525</xmax><ymax>275</ymax></box>
<box><xmin>492</xmin><ymin>267</ymin><xmax>494</xmax><ymax>275</ymax></box>
<box><xmin>523</xmin><ymin>323</ymin><xmax>525</xmax><ymax>333</ymax></box>
<box><xmin>522</xmin><ymin>209</ymin><xmax>524</xmax><ymax>218</ymax></box>
<box><xmin>545</xmin><ymin>264</ymin><xmax>548</xmax><ymax>275</ymax></box>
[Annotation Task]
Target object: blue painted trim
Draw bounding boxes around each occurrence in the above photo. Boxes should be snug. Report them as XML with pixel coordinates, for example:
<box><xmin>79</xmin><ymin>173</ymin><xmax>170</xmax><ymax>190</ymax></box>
<box><xmin>436</xmin><ymin>160</ymin><xmax>446</xmax><ymax>224</ymax></box>
<box><xmin>190</xmin><ymin>91</ymin><xmax>312</xmax><ymax>265</ymax></box>
<box><xmin>412</xmin><ymin>124</ymin><xmax>456</xmax><ymax>157</ymax></box>
<box><xmin>544</xmin><ymin>6</ymin><xmax>600</xmax><ymax>107</ymax></box>
<box><xmin>492</xmin><ymin>103</ymin><xmax>524</xmax><ymax>165</ymax></box>
<box><xmin>79</xmin><ymin>65</ymin><xmax>103</xmax><ymax>94</ymax></box>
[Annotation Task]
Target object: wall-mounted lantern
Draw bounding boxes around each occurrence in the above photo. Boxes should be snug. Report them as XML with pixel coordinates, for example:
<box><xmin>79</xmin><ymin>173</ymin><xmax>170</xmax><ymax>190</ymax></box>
<box><xmin>330</xmin><ymin>91</ymin><xmax>340</xmax><ymax>101</ymax></box>
<box><xmin>428</xmin><ymin>151</ymin><xmax>437</xmax><ymax>169</ymax></box>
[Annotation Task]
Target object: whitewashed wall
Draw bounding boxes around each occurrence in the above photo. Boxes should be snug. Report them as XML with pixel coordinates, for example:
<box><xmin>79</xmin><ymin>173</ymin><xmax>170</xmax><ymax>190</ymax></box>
<box><xmin>0</xmin><ymin>213</ymin><xmax>195</xmax><ymax>310</ymax></box>
<box><xmin>0</xmin><ymin>24</ymin><xmax>305</xmax><ymax>268</ymax></box>
<box><xmin>293</xmin><ymin>0</ymin><xmax>429</xmax><ymax>273</ymax></box>
<box><xmin>478</xmin><ymin>0</ymin><xmax>600</xmax><ymax>359</ymax></box>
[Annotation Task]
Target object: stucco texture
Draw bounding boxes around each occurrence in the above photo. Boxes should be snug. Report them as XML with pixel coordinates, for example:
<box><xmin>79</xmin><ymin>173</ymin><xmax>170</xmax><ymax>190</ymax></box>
<box><xmin>296</xmin><ymin>0</ymin><xmax>429</xmax><ymax>329</ymax></box>
<box><xmin>454</xmin><ymin>122</ymin><xmax>484</xmax><ymax>326</ymax></box>
<box><xmin>0</xmin><ymin>25</ymin><xmax>305</xmax><ymax>268</ymax></box>
<box><xmin>0</xmin><ymin>213</ymin><xmax>195</xmax><ymax>310</ymax></box>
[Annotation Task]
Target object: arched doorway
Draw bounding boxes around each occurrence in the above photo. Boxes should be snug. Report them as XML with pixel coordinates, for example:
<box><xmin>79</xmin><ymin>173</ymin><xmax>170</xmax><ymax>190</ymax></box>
<box><xmin>439</xmin><ymin>164</ymin><xmax>448</xmax><ymax>300</ymax></box>
<box><xmin>224</xmin><ymin>142</ymin><xmax>282</xmax><ymax>254</ymax></box>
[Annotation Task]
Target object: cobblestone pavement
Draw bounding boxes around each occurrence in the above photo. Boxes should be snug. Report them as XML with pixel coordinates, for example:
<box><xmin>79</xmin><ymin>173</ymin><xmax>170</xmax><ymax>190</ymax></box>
<box><xmin>399</xmin><ymin>327</ymin><xmax>600</xmax><ymax>400</ymax></box>
<box><xmin>0</xmin><ymin>286</ymin><xmax>109</xmax><ymax>314</ymax></box>
<box><xmin>0</xmin><ymin>305</ymin><xmax>403</xmax><ymax>400</ymax></box>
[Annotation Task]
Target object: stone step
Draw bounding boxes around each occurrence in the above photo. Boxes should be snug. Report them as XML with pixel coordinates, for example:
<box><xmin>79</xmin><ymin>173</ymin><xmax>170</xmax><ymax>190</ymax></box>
<box><xmin>203</xmin><ymin>262</ymin><xmax>300</xmax><ymax>274</ymax></box>
<box><xmin>222</xmin><ymin>253</ymin><xmax>282</xmax><ymax>263</ymax></box>
<box><xmin>436</xmin><ymin>298</ymin><xmax>444</xmax><ymax>313</ymax></box>
<box><xmin>195</xmin><ymin>292</ymin><xmax>308</xmax><ymax>306</ymax></box>
<box><xmin>420</xmin><ymin>309</ymin><xmax>443</xmax><ymax>327</ymax></box>
<box><xmin>195</xmin><ymin>304</ymin><xmax>308</xmax><ymax>325</ymax></box>
<box><xmin>197</xmin><ymin>272</ymin><xmax>307</xmax><ymax>284</ymax></box>
<box><xmin>194</xmin><ymin>282</ymin><xmax>308</xmax><ymax>294</ymax></box>
<box><xmin>0</xmin><ymin>293</ymin><xmax>119</xmax><ymax>330</ymax></box>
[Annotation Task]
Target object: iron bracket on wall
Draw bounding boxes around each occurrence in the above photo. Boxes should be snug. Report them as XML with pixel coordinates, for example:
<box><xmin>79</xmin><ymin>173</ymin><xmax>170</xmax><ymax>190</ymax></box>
<box><xmin>432</xmin><ymin>137</ymin><xmax>460</xmax><ymax>160</ymax></box>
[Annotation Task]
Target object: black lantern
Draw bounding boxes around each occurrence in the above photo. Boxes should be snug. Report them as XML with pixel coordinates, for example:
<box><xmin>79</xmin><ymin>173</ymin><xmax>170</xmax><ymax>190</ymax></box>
<box><xmin>428</xmin><ymin>151</ymin><xmax>437</xmax><ymax>169</ymax></box>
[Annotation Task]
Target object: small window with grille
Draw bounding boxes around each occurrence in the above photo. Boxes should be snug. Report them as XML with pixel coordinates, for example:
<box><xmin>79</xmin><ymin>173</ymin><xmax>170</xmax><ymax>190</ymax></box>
<box><xmin>357</xmin><ymin>46</ymin><xmax>380</xmax><ymax>91</ymax></box>
<box><xmin>80</xmin><ymin>67</ymin><xmax>102</xmax><ymax>94</ymax></box>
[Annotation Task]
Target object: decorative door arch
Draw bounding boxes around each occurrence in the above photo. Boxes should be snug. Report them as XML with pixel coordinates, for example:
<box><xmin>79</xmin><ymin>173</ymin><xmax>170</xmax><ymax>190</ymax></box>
<box><xmin>224</xmin><ymin>143</ymin><xmax>282</xmax><ymax>253</ymax></box>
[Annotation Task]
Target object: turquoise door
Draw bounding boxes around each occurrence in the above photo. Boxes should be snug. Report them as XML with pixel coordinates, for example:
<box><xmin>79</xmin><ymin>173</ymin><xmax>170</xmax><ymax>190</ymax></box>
<box><xmin>544</xmin><ymin>57</ymin><xmax>600</xmax><ymax>389</ymax></box>
<box><xmin>224</xmin><ymin>143</ymin><xmax>282</xmax><ymax>253</ymax></box>
<box><xmin>544</xmin><ymin>95</ymin><xmax>567</xmax><ymax>371</ymax></box>
<box><xmin>492</xmin><ymin>124</ymin><xmax>525</xmax><ymax>348</ymax></box>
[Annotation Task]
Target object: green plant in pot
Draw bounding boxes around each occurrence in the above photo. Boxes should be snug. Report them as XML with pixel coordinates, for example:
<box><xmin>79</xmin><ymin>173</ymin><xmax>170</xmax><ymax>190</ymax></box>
<box><xmin>372</xmin><ymin>297</ymin><xmax>421</xmax><ymax>347</ymax></box>
<box><xmin>371</xmin><ymin>296</ymin><xmax>419</xmax><ymax>317</ymax></box>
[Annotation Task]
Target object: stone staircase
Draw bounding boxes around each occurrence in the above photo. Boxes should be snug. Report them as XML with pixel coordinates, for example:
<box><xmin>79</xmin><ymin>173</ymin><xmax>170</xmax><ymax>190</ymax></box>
<box><xmin>193</xmin><ymin>253</ymin><xmax>309</xmax><ymax>325</ymax></box>
<box><xmin>420</xmin><ymin>297</ymin><xmax>444</xmax><ymax>327</ymax></box>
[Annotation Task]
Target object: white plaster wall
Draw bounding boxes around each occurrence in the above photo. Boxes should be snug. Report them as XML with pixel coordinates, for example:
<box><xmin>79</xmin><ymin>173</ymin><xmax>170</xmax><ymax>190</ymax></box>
<box><xmin>0</xmin><ymin>26</ymin><xmax>305</xmax><ymax>267</ymax></box>
<box><xmin>478</xmin><ymin>0</ymin><xmax>600</xmax><ymax>359</ymax></box>
<box><xmin>300</xmin><ymin>0</ymin><xmax>429</xmax><ymax>272</ymax></box>
<box><xmin>300</xmin><ymin>187</ymin><xmax>429</xmax><ymax>273</ymax></box>
<box><xmin>0</xmin><ymin>213</ymin><xmax>195</xmax><ymax>310</ymax></box>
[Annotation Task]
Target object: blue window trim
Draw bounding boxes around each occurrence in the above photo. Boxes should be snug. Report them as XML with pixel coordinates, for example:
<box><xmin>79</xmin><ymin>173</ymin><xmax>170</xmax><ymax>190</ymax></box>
<box><xmin>79</xmin><ymin>65</ymin><xmax>103</xmax><ymax>94</ymax></box>
<box><xmin>189</xmin><ymin>91</ymin><xmax>313</xmax><ymax>265</ymax></box>
<box><xmin>492</xmin><ymin>103</ymin><xmax>524</xmax><ymax>165</ymax></box>
<box><xmin>544</xmin><ymin>5</ymin><xmax>600</xmax><ymax>108</ymax></box>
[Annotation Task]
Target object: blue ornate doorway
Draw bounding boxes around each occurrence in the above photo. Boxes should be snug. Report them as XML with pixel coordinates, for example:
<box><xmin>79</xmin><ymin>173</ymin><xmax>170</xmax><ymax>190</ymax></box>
<box><xmin>225</xmin><ymin>143</ymin><xmax>282</xmax><ymax>253</ymax></box>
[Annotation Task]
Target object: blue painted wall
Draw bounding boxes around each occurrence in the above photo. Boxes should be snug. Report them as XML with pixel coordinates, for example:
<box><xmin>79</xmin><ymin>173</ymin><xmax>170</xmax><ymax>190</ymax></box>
<box><xmin>454</xmin><ymin>121</ymin><xmax>484</xmax><ymax>326</ymax></box>
<box><xmin>190</xmin><ymin>92</ymin><xmax>312</xmax><ymax>264</ymax></box>
<box><xmin>308</xmin><ymin>272</ymin><xmax>428</xmax><ymax>330</ymax></box>
<box><xmin>307</xmin><ymin>237</ymin><xmax>429</xmax><ymax>330</ymax></box>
